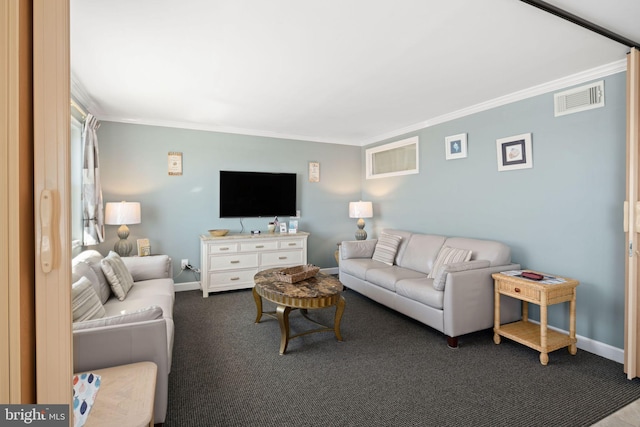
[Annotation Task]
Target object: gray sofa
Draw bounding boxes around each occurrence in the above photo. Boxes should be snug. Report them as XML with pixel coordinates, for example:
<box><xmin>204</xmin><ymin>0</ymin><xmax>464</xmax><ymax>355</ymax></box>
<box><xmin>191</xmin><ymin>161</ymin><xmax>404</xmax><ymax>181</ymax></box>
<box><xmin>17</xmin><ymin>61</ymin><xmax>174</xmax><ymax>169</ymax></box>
<box><xmin>71</xmin><ymin>250</ymin><xmax>174</xmax><ymax>424</ymax></box>
<box><xmin>339</xmin><ymin>229</ymin><xmax>521</xmax><ymax>347</ymax></box>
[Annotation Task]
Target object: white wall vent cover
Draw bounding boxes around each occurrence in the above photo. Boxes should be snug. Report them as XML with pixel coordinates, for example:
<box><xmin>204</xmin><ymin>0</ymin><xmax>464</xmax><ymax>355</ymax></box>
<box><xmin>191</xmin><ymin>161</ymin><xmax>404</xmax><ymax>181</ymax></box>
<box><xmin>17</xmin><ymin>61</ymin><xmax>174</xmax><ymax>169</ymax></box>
<box><xmin>554</xmin><ymin>80</ymin><xmax>604</xmax><ymax>117</ymax></box>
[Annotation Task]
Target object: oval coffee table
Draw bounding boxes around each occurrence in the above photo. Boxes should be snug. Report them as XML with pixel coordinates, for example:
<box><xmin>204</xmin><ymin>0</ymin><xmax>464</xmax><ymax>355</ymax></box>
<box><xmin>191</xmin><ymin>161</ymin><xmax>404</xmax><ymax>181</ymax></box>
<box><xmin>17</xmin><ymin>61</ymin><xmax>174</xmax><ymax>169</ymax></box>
<box><xmin>253</xmin><ymin>268</ymin><xmax>345</xmax><ymax>355</ymax></box>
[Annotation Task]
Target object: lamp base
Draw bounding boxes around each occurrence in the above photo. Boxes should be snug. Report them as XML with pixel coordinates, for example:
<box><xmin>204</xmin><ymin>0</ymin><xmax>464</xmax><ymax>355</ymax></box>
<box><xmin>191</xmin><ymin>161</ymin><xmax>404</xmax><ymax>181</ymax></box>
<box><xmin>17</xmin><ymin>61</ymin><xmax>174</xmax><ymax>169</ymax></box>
<box><xmin>355</xmin><ymin>218</ymin><xmax>367</xmax><ymax>240</ymax></box>
<box><xmin>113</xmin><ymin>224</ymin><xmax>133</xmax><ymax>257</ymax></box>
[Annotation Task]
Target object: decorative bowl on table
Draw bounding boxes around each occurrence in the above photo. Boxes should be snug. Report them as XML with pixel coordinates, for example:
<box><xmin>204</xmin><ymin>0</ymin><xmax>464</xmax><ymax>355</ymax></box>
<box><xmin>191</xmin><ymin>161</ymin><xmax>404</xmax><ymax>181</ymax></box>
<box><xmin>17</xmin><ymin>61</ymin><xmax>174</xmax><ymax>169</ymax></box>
<box><xmin>208</xmin><ymin>229</ymin><xmax>229</xmax><ymax>237</ymax></box>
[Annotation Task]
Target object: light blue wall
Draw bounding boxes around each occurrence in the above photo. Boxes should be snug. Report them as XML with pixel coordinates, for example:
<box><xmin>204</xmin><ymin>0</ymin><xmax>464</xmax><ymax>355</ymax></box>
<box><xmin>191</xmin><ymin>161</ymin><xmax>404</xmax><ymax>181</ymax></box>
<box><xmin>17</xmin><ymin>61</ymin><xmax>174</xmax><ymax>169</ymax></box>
<box><xmin>91</xmin><ymin>72</ymin><xmax>626</xmax><ymax>349</ymax></box>
<box><xmin>93</xmin><ymin>123</ymin><xmax>361</xmax><ymax>282</ymax></box>
<box><xmin>362</xmin><ymin>72</ymin><xmax>627</xmax><ymax>348</ymax></box>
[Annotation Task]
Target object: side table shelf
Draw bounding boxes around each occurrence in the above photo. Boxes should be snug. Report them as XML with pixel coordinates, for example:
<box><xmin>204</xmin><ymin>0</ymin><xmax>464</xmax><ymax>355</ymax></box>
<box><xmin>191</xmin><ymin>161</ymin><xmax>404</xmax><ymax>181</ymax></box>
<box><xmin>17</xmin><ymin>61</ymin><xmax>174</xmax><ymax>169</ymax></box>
<box><xmin>492</xmin><ymin>271</ymin><xmax>579</xmax><ymax>365</ymax></box>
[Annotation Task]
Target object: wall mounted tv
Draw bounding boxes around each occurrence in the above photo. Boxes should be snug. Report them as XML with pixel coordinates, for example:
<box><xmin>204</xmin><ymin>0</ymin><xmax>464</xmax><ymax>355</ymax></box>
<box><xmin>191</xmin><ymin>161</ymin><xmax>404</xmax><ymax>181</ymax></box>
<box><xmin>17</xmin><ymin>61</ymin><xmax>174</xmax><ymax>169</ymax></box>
<box><xmin>219</xmin><ymin>170</ymin><xmax>297</xmax><ymax>218</ymax></box>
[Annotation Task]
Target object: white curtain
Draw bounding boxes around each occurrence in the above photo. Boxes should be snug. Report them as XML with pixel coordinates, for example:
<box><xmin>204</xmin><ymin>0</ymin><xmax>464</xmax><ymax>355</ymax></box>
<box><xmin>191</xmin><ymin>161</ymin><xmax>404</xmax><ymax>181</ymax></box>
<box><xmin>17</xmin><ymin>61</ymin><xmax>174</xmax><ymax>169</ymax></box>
<box><xmin>81</xmin><ymin>113</ymin><xmax>105</xmax><ymax>245</ymax></box>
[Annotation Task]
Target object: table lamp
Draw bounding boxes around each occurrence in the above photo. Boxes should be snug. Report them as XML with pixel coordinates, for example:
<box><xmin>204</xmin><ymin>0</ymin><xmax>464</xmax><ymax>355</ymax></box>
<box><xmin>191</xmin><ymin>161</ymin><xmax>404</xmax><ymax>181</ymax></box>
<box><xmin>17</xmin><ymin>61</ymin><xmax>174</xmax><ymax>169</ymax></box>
<box><xmin>349</xmin><ymin>201</ymin><xmax>373</xmax><ymax>240</ymax></box>
<box><xmin>105</xmin><ymin>201</ymin><xmax>141</xmax><ymax>257</ymax></box>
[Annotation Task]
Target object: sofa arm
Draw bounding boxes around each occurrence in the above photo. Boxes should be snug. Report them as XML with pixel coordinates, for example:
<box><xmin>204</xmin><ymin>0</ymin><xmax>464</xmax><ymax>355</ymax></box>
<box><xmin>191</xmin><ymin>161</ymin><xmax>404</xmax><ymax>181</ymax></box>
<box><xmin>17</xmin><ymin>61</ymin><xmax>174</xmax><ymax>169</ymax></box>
<box><xmin>73</xmin><ymin>318</ymin><xmax>169</xmax><ymax>423</ymax></box>
<box><xmin>443</xmin><ymin>263</ymin><xmax>521</xmax><ymax>339</ymax></box>
<box><xmin>340</xmin><ymin>239</ymin><xmax>378</xmax><ymax>260</ymax></box>
<box><xmin>122</xmin><ymin>254</ymin><xmax>172</xmax><ymax>281</ymax></box>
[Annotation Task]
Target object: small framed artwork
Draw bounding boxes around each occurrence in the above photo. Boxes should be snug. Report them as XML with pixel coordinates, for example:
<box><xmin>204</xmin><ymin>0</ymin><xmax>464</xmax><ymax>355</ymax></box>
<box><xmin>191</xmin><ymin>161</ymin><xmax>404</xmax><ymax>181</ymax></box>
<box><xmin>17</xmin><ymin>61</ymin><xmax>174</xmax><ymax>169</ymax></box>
<box><xmin>309</xmin><ymin>161</ymin><xmax>320</xmax><ymax>182</ymax></box>
<box><xmin>288</xmin><ymin>220</ymin><xmax>298</xmax><ymax>234</ymax></box>
<box><xmin>168</xmin><ymin>152</ymin><xmax>182</xmax><ymax>176</ymax></box>
<box><xmin>445</xmin><ymin>133</ymin><xmax>467</xmax><ymax>160</ymax></box>
<box><xmin>496</xmin><ymin>133</ymin><xmax>533</xmax><ymax>171</ymax></box>
<box><xmin>137</xmin><ymin>238</ymin><xmax>151</xmax><ymax>256</ymax></box>
<box><xmin>279</xmin><ymin>222</ymin><xmax>288</xmax><ymax>233</ymax></box>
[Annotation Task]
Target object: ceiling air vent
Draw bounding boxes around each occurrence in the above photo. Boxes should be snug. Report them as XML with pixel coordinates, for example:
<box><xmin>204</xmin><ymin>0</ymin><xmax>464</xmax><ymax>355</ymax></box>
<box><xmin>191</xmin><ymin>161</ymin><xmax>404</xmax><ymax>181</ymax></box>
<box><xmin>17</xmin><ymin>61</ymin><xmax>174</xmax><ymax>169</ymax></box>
<box><xmin>554</xmin><ymin>80</ymin><xmax>604</xmax><ymax>117</ymax></box>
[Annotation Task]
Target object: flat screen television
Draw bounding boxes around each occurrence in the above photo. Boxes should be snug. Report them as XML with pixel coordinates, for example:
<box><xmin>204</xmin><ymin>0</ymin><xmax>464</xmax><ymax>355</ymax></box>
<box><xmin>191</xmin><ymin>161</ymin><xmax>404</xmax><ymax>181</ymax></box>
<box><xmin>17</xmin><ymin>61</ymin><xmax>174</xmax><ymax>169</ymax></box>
<box><xmin>219</xmin><ymin>170</ymin><xmax>297</xmax><ymax>218</ymax></box>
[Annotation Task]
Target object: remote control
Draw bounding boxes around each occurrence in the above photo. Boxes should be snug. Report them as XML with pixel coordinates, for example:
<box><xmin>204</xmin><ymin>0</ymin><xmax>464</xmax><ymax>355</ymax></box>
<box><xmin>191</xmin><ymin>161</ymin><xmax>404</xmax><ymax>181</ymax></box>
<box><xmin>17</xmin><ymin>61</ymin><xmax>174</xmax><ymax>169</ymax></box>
<box><xmin>521</xmin><ymin>271</ymin><xmax>544</xmax><ymax>281</ymax></box>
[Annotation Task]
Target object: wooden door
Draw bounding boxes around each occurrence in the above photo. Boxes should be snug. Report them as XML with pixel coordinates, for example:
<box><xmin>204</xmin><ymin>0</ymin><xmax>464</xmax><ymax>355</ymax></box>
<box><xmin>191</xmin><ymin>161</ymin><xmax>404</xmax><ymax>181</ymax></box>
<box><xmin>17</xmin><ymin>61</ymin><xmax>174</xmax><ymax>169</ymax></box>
<box><xmin>33</xmin><ymin>0</ymin><xmax>73</xmax><ymax>403</ymax></box>
<box><xmin>0</xmin><ymin>0</ymin><xmax>35</xmax><ymax>404</ymax></box>
<box><xmin>625</xmin><ymin>47</ymin><xmax>640</xmax><ymax>379</ymax></box>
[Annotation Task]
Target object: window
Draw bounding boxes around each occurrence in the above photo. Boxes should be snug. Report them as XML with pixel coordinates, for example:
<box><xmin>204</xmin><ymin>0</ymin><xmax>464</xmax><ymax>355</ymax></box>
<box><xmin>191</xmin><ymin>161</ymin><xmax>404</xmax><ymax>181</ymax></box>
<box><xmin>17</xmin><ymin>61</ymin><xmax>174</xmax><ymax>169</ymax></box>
<box><xmin>366</xmin><ymin>136</ymin><xmax>419</xmax><ymax>179</ymax></box>
<box><xmin>71</xmin><ymin>116</ymin><xmax>83</xmax><ymax>250</ymax></box>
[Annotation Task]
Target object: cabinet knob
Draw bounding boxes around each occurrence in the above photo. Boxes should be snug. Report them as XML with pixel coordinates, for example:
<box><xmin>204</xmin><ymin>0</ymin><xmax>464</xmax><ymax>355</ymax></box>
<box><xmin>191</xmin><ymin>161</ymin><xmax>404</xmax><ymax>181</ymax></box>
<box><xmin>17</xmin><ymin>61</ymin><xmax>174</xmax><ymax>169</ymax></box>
<box><xmin>288</xmin><ymin>243</ymin><xmax>296</xmax><ymax>246</ymax></box>
<box><xmin>256</xmin><ymin>245</ymin><xmax>264</xmax><ymax>248</ymax></box>
<box><xmin>220</xmin><ymin>247</ymin><xmax>230</xmax><ymax>251</ymax></box>
<box><xmin>279</xmin><ymin>256</ymin><xmax>287</xmax><ymax>260</ymax></box>
<box><xmin>230</xmin><ymin>260</ymin><xmax>240</xmax><ymax>264</ymax></box>
<box><xmin>230</xmin><ymin>277</ymin><xmax>240</xmax><ymax>281</ymax></box>
<box><xmin>515</xmin><ymin>287</ymin><xmax>521</xmax><ymax>293</ymax></box>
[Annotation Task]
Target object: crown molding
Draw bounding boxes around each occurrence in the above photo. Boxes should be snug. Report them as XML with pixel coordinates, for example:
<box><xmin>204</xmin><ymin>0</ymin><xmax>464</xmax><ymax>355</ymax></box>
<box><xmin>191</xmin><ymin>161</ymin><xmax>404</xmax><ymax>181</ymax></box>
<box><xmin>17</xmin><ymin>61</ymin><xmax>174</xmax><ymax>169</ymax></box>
<box><xmin>74</xmin><ymin>59</ymin><xmax>627</xmax><ymax>147</ymax></box>
<box><xmin>97</xmin><ymin>115</ymin><xmax>362</xmax><ymax>146</ymax></box>
<box><xmin>70</xmin><ymin>73</ymin><xmax>104</xmax><ymax>117</ymax></box>
<box><xmin>362</xmin><ymin>59</ymin><xmax>627</xmax><ymax>146</ymax></box>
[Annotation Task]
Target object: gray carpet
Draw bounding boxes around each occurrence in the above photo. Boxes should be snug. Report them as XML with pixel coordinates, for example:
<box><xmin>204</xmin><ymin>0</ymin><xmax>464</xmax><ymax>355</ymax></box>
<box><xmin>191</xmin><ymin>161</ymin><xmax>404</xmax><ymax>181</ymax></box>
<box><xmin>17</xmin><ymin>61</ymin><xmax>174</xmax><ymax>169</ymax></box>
<box><xmin>165</xmin><ymin>288</ymin><xmax>640</xmax><ymax>426</ymax></box>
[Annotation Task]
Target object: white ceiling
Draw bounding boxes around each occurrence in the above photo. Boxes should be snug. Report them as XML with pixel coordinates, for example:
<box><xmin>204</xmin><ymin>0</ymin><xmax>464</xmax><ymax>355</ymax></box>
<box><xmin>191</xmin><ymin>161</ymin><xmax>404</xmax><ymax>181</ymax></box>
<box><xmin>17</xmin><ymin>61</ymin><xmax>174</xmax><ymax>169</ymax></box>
<box><xmin>70</xmin><ymin>0</ymin><xmax>639</xmax><ymax>146</ymax></box>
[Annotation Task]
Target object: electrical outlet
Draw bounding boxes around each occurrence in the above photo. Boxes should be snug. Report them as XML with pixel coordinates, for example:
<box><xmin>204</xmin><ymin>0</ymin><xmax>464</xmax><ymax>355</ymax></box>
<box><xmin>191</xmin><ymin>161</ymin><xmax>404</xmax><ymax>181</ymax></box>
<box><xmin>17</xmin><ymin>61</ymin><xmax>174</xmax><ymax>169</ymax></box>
<box><xmin>181</xmin><ymin>259</ymin><xmax>189</xmax><ymax>269</ymax></box>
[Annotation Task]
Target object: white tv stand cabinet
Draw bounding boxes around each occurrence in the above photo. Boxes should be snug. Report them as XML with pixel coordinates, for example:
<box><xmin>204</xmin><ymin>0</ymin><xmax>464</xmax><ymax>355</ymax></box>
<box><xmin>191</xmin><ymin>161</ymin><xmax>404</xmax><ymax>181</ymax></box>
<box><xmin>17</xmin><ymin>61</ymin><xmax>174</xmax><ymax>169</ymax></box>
<box><xmin>199</xmin><ymin>231</ymin><xmax>309</xmax><ymax>297</ymax></box>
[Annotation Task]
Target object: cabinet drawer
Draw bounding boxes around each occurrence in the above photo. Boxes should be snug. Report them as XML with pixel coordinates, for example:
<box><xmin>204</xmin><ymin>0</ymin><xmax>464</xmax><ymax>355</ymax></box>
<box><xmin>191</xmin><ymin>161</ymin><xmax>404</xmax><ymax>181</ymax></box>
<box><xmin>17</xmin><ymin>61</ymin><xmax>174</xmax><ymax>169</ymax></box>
<box><xmin>279</xmin><ymin>239</ymin><xmax>305</xmax><ymax>249</ymax></box>
<box><xmin>261</xmin><ymin>250</ymin><xmax>304</xmax><ymax>266</ymax></box>
<box><xmin>209</xmin><ymin>253</ymin><xmax>258</xmax><ymax>270</ymax></box>
<box><xmin>208</xmin><ymin>243</ymin><xmax>238</xmax><ymax>254</ymax></box>
<box><xmin>240</xmin><ymin>241</ymin><xmax>279</xmax><ymax>252</ymax></box>
<box><xmin>207</xmin><ymin>269</ymin><xmax>256</xmax><ymax>287</ymax></box>
<box><xmin>499</xmin><ymin>281</ymin><xmax>540</xmax><ymax>303</ymax></box>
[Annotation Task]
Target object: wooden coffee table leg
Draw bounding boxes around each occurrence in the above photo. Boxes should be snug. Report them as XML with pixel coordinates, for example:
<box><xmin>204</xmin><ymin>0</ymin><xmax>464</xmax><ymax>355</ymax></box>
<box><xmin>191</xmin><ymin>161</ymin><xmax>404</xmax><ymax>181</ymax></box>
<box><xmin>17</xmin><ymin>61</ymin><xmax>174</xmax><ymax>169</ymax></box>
<box><xmin>252</xmin><ymin>287</ymin><xmax>263</xmax><ymax>323</ymax></box>
<box><xmin>334</xmin><ymin>296</ymin><xmax>346</xmax><ymax>341</ymax></box>
<box><xmin>276</xmin><ymin>305</ymin><xmax>292</xmax><ymax>355</ymax></box>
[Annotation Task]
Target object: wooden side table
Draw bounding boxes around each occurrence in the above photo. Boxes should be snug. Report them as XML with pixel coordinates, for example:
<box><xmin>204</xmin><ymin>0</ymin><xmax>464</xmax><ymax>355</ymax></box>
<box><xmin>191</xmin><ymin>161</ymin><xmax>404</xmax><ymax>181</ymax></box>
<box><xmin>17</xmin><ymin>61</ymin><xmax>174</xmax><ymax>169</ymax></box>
<box><xmin>75</xmin><ymin>361</ymin><xmax>157</xmax><ymax>427</ymax></box>
<box><xmin>492</xmin><ymin>271</ymin><xmax>579</xmax><ymax>365</ymax></box>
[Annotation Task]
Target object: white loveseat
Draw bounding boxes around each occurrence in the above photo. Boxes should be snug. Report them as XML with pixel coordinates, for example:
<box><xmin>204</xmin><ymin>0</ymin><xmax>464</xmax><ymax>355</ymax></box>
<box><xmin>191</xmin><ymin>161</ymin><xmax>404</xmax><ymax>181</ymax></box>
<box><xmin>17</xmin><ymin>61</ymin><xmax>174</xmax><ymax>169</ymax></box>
<box><xmin>71</xmin><ymin>250</ymin><xmax>174</xmax><ymax>424</ymax></box>
<box><xmin>339</xmin><ymin>229</ymin><xmax>521</xmax><ymax>348</ymax></box>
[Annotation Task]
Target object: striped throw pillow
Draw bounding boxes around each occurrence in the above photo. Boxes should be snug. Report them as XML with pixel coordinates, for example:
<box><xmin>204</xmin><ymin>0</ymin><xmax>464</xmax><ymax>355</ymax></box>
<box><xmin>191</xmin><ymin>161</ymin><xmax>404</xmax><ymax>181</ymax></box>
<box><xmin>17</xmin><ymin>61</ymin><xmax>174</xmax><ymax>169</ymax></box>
<box><xmin>72</xmin><ymin>276</ymin><xmax>106</xmax><ymax>322</ymax></box>
<box><xmin>427</xmin><ymin>246</ymin><xmax>472</xmax><ymax>281</ymax></box>
<box><xmin>372</xmin><ymin>233</ymin><xmax>402</xmax><ymax>265</ymax></box>
<box><xmin>101</xmin><ymin>251</ymin><xmax>135</xmax><ymax>301</ymax></box>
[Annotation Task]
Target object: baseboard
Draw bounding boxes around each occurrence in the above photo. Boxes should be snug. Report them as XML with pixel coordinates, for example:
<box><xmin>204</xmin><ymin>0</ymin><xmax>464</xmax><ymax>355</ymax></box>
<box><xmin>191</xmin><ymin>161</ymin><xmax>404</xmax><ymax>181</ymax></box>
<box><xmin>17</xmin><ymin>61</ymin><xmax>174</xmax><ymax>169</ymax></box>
<box><xmin>175</xmin><ymin>281</ymin><xmax>200</xmax><ymax>292</ymax></box>
<box><xmin>528</xmin><ymin>320</ymin><xmax>624</xmax><ymax>364</ymax></box>
<box><xmin>320</xmin><ymin>267</ymin><xmax>339</xmax><ymax>275</ymax></box>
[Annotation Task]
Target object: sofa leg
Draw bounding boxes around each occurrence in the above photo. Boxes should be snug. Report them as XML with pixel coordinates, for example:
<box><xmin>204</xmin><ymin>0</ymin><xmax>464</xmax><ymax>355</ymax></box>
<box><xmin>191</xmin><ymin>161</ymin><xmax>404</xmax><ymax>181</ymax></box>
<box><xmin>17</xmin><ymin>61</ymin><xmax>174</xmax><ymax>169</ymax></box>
<box><xmin>447</xmin><ymin>336</ymin><xmax>458</xmax><ymax>349</ymax></box>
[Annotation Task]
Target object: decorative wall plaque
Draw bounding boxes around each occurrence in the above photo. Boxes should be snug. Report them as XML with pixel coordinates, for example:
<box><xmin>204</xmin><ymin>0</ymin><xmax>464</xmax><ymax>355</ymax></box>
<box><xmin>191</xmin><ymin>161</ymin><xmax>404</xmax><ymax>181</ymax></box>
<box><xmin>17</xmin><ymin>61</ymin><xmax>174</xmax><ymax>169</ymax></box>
<box><xmin>168</xmin><ymin>152</ymin><xmax>182</xmax><ymax>176</ymax></box>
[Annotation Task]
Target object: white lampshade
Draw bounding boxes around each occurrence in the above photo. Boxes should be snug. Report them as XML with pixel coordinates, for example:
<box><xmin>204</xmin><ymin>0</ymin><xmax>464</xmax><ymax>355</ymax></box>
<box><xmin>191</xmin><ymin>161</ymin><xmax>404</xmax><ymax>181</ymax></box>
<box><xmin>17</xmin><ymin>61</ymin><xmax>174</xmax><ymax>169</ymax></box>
<box><xmin>349</xmin><ymin>201</ymin><xmax>373</xmax><ymax>219</ymax></box>
<box><xmin>105</xmin><ymin>202</ymin><xmax>141</xmax><ymax>225</ymax></box>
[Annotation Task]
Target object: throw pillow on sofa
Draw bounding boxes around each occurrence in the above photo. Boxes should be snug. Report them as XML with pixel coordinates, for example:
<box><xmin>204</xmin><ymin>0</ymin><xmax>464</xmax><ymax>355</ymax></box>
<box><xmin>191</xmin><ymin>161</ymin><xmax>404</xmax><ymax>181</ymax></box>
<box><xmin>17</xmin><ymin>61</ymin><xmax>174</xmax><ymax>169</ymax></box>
<box><xmin>72</xmin><ymin>305</ymin><xmax>163</xmax><ymax>331</ymax></box>
<box><xmin>72</xmin><ymin>276</ymin><xmax>106</xmax><ymax>322</ymax></box>
<box><xmin>101</xmin><ymin>251</ymin><xmax>135</xmax><ymax>301</ymax></box>
<box><xmin>428</xmin><ymin>246</ymin><xmax>472</xmax><ymax>282</ymax></box>
<box><xmin>72</xmin><ymin>250</ymin><xmax>112</xmax><ymax>304</ymax></box>
<box><xmin>433</xmin><ymin>260</ymin><xmax>491</xmax><ymax>291</ymax></box>
<box><xmin>372</xmin><ymin>233</ymin><xmax>403</xmax><ymax>265</ymax></box>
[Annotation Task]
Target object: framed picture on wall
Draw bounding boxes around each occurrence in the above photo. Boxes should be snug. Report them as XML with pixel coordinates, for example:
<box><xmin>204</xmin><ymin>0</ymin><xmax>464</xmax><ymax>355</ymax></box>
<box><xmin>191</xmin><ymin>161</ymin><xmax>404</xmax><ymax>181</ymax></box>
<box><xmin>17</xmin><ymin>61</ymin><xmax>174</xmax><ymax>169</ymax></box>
<box><xmin>308</xmin><ymin>161</ymin><xmax>320</xmax><ymax>182</ymax></box>
<box><xmin>496</xmin><ymin>133</ymin><xmax>532</xmax><ymax>171</ymax></box>
<box><xmin>445</xmin><ymin>133</ymin><xmax>467</xmax><ymax>160</ymax></box>
<box><xmin>168</xmin><ymin>152</ymin><xmax>182</xmax><ymax>176</ymax></box>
